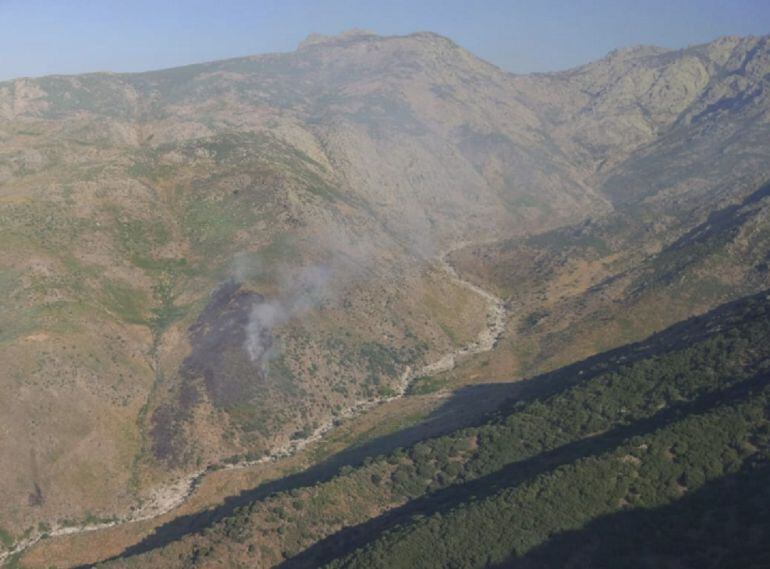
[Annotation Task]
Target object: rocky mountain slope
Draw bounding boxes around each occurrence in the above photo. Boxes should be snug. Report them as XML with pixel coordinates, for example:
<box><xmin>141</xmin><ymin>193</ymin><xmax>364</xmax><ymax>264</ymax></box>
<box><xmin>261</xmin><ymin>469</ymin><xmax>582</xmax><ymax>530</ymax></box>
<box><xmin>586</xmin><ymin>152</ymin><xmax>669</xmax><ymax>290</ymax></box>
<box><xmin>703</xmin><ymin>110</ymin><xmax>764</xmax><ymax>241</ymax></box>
<box><xmin>0</xmin><ymin>29</ymin><xmax>605</xmax><ymax>541</ymax></box>
<box><xmin>1</xmin><ymin>29</ymin><xmax>769</xmax><ymax>566</ymax></box>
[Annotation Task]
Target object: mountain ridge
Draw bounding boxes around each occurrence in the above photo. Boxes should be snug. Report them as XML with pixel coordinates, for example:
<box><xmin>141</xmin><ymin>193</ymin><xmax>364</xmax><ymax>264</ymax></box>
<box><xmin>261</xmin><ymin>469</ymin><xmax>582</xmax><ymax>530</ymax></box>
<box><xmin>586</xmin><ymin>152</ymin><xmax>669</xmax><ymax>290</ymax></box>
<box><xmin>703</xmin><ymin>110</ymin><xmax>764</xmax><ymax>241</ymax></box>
<box><xmin>1</xmin><ymin>29</ymin><xmax>770</xmax><ymax>568</ymax></box>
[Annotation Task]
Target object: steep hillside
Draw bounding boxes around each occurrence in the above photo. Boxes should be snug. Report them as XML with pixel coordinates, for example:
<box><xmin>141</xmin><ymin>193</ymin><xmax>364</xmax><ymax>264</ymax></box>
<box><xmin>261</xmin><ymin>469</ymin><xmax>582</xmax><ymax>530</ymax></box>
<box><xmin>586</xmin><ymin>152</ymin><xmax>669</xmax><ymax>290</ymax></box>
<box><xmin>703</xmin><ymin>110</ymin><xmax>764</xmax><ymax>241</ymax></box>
<box><xmin>1</xmin><ymin>30</ymin><xmax>770</xmax><ymax>566</ymax></box>
<box><xmin>451</xmin><ymin>35</ymin><xmax>770</xmax><ymax>378</ymax></box>
<box><xmin>452</xmin><ymin>177</ymin><xmax>770</xmax><ymax>378</ymax></box>
<box><xmin>0</xmin><ymin>30</ymin><xmax>608</xmax><ymax>544</ymax></box>
<box><xmin>95</xmin><ymin>290</ymin><xmax>770</xmax><ymax>568</ymax></box>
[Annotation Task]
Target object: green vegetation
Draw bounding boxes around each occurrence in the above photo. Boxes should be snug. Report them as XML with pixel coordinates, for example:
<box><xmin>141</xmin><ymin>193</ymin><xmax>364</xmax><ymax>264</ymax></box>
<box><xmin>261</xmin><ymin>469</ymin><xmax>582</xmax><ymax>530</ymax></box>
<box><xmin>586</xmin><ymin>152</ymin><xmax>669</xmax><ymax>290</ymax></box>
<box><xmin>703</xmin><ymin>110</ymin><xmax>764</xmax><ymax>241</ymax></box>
<box><xmin>149</xmin><ymin>281</ymin><xmax>186</xmax><ymax>337</ymax></box>
<box><xmin>118</xmin><ymin>291</ymin><xmax>770</xmax><ymax>569</ymax></box>
<box><xmin>0</xmin><ymin>270</ymin><xmax>33</xmax><ymax>344</ymax></box>
<box><xmin>113</xmin><ymin>215</ymin><xmax>170</xmax><ymax>259</ymax></box>
<box><xmin>329</xmin><ymin>390</ymin><xmax>769</xmax><ymax>568</ymax></box>
<box><xmin>0</xmin><ymin>526</ymin><xmax>13</xmax><ymax>549</ymax></box>
<box><xmin>182</xmin><ymin>196</ymin><xmax>255</xmax><ymax>257</ymax></box>
<box><xmin>316</xmin><ymin>293</ymin><xmax>770</xmax><ymax>568</ymax></box>
<box><xmin>268</xmin><ymin>353</ymin><xmax>300</xmax><ymax>394</ymax></box>
<box><xmin>513</xmin><ymin>457</ymin><xmax>770</xmax><ymax>568</ymax></box>
<box><xmin>357</xmin><ymin>341</ymin><xmax>427</xmax><ymax>396</ymax></box>
<box><xmin>5</xmin><ymin>34</ymin><xmax>770</xmax><ymax>569</ymax></box>
<box><xmin>1</xmin><ymin>553</ymin><xmax>22</xmax><ymax>569</ymax></box>
<box><xmin>246</xmin><ymin>235</ymin><xmax>299</xmax><ymax>280</ymax></box>
<box><xmin>406</xmin><ymin>375</ymin><xmax>447</xmax><ymax>395</ymax></box>
<box><xmin>103</xmin><ymin>282</ymin><xmax>149</xmax><ymax>325</ymax></box>
<box><xmin>520</xmin><ymin>308</ymin><xmax>549</xmax><ymax>331</ymax></box>
<box><xmin>126</xmin><ymin>161</ymin><xmax>177</xmax><ymax>181</ymax></box>
<box><xmin>527</xmin><ymin>224</ymin><xmax>610</xmax><ymax>257</ymax></box>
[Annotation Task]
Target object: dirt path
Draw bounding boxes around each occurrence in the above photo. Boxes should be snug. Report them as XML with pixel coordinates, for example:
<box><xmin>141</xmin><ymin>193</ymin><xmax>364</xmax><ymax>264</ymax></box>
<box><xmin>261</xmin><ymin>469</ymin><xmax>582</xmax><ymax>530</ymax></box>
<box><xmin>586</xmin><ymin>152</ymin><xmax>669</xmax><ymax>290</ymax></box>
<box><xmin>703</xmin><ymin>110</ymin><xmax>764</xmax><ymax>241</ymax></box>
<box><xmin>1</xmin><ymin>243</ymin><xmax>507</xmax><ymax>567</ymax></box>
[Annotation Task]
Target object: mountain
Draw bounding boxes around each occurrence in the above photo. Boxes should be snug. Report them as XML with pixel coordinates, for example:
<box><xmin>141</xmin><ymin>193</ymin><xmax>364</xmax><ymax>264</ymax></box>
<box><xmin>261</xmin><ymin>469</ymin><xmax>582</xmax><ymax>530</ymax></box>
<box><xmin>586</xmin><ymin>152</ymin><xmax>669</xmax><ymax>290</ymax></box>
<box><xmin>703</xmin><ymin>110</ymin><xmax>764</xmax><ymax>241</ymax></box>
<box><xmin>443</xmin><ymin>35</ymin><xmax>770</xmax><ymax>382</ymax></box>
<box><xmin>2</xmin><ymin>30</ymin><xmax>591</xmax><ymax>540</ymax></box>
<box><xmin>1</xmin><ymin>30</ymin><xmax>769</xmax><ymax>568</ymax></box>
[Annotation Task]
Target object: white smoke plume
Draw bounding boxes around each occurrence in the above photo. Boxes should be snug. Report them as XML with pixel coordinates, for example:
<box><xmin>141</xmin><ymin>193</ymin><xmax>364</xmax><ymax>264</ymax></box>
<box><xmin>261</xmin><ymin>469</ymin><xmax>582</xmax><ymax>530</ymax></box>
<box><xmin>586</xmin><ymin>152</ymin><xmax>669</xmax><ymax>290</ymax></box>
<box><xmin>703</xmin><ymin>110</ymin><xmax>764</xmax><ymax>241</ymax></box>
<box><xmin>243</xmin><ymin>263</ymin><xmax>332</xmax><ymax>372</ymax></box>
<box><xmin>244</xmin><ymin>301</ymin><xmax>282</xmax><ymax>366</ymax></box>
<box><xmin>230</xmin><ymin>217</ymin><xmax>422</xmax><ymax>377</ymax></box>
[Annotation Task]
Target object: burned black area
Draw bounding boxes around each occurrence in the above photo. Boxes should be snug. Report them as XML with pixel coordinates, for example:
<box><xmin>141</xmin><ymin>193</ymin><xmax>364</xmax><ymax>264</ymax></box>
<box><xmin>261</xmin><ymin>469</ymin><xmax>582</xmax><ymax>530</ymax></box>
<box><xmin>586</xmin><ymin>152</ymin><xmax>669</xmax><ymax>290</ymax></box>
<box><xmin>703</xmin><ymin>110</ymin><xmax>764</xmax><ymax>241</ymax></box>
<box><xmin>27</xmin><ymin>482</ymin><xmax>44</xmax><ymax>507</ymax></box>
<box><xmin>150</xmin><ymin>403</ymin><xmax>187</xmax><ymax>465</ymax></box>
<box><xmin>150</xmin><ymin>279</ymin><xmax>270</xmax><ymax>463</ymax></box>
<box><xmin>182</xmin><ymin>278</ymin><xmax>269</xmax><ymax>407</ymax></box>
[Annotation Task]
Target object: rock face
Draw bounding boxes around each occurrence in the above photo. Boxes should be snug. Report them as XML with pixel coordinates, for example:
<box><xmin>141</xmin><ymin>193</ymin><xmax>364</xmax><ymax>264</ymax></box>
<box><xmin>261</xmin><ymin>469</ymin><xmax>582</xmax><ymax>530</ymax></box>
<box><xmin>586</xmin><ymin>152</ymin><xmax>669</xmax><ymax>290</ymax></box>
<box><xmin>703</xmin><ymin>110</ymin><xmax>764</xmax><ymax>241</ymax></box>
<box><xmin>0</xmin><ymin>29</ymin><xmax>769</xmax><ymax>541</ymax></box>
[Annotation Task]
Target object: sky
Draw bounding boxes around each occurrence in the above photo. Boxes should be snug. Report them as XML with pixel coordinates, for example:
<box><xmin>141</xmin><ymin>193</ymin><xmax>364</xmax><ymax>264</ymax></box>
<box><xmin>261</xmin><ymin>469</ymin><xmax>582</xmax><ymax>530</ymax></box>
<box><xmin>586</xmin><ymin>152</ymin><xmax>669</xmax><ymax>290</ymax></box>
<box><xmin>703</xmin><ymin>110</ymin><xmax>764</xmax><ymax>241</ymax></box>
<box><xmin>0</xmin><ymin>0</ymin><xmax>768</xmax><ymax>81</ymax></box>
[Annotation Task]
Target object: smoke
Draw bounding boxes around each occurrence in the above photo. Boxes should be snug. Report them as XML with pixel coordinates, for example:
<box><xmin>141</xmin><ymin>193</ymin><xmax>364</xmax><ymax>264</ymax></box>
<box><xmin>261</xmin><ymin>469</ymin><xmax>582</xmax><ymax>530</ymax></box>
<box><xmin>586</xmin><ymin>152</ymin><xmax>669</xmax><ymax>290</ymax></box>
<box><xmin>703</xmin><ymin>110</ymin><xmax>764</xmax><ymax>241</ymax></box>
<box><xmin>229</xmin><ymin>191</ymin><xmax>439</xmax><ymax>378</ymax></box>
<box><xmin>231</xmin><ymin>251</ymin><xmax>263</xmax><ymax>284</ymax></box>
<box><xmin>244</xmin><ymin>301</ymin><xmax>281</xmax><ymax>366</ymax></box>
<box><xmin>242</xmin><ymin>263</ymin><xmax>332</xmax><ymax>373</ymax></box>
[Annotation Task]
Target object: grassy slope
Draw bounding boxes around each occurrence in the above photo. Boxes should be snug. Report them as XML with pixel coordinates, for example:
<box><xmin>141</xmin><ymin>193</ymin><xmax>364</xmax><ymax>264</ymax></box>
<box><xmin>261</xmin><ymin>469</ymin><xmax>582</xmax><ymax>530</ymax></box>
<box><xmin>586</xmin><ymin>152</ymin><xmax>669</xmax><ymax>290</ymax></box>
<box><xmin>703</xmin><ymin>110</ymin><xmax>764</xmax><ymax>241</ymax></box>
<box><xmin>0</xmin><ymin>122</ymin><xmax>488</xmax><ymax>543</ymax></box>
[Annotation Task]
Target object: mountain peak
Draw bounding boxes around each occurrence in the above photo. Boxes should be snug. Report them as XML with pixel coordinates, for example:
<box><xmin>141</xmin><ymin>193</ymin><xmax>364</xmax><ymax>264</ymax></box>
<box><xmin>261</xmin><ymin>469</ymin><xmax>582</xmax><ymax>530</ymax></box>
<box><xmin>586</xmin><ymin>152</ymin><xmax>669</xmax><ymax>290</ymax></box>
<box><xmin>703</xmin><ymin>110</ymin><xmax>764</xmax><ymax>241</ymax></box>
<box><xmin>296</xmin><ymin>29</ymin><xmax>459</xmax><ymax>52</ymax></box>
<box><xmin>298</xmin><ymin>29</ymin><xmax>380</xmax><ymax>49</ymax></box>
<box><xmin>604</xmin><ymin>44</ymin><xmax>671</xmax><ymax>61</ymax></box>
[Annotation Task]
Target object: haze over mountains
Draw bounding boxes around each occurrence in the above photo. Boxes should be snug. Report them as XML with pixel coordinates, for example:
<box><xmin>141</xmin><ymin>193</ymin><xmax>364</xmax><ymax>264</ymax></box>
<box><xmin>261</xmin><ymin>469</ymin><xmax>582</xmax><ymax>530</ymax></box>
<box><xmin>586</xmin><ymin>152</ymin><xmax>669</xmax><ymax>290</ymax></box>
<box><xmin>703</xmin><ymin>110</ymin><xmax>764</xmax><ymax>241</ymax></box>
<box><xmin>0</xmin><ymin>30</ymin><xmax>769</xmax><ymax>568</ymax></box>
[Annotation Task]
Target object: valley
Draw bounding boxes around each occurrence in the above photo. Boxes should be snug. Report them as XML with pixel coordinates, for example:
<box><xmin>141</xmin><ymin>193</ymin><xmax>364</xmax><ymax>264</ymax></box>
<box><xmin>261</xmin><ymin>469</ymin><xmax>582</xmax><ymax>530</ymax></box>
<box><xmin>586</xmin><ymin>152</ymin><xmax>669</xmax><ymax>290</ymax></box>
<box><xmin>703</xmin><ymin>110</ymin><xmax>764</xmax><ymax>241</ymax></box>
<box><xmin>9</xmin><ymin>242</ymin><xmax>509</xmax><ymax>568</ymax></box>
<box><xmin>0</xmin><ymin>27</ymin><xmax>769</xmax><ymax>569</ymax></box>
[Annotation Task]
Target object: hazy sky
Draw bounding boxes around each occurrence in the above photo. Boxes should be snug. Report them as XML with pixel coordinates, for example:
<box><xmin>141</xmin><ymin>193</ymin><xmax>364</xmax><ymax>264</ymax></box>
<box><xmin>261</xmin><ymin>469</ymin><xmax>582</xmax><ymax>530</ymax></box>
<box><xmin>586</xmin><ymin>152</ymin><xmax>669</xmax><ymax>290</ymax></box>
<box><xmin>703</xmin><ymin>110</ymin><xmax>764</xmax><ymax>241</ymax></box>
<box><xmin>0</xmin><ymin>0</ymin><xmax>768</xmax><ymax>81</ymax></box>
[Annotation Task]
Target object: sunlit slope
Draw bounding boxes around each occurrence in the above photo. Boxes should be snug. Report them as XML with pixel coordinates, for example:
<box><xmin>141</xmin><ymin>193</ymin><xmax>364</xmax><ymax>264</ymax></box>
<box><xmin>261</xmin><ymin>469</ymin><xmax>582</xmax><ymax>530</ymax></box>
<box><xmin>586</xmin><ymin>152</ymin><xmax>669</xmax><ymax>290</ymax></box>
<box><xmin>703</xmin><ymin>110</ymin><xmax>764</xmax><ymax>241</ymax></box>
<box><xmin>1</xmin><ymin>30</ymin><xmax>769</xmax><ymax>551</ymax></box>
